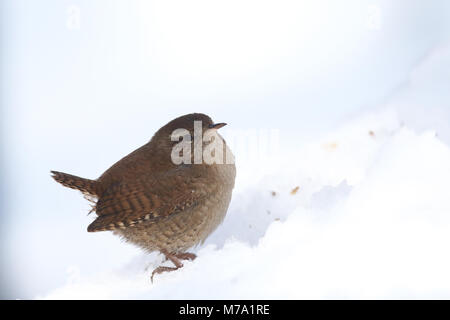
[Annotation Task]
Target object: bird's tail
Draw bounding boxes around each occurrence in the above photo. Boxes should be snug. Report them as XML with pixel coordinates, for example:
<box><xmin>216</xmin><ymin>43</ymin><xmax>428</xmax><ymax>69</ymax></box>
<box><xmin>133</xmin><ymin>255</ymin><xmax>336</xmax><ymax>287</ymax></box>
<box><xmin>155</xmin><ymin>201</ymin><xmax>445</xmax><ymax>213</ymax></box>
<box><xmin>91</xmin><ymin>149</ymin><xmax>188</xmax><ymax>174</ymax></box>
<box><xmin>51</xmin><ymin>170</ymin><xmax>100</xmax><ymax>196</ymax></box>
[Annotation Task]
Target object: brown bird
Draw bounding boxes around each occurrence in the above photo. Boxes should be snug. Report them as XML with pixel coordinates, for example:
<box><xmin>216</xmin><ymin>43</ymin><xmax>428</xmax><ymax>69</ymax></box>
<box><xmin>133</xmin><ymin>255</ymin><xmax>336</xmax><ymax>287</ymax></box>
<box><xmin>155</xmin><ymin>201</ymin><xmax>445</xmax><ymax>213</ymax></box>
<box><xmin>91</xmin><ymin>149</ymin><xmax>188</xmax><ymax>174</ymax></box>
<box><xmin>51</xmin><ymin>113</ymin><xmax>236</xmax><ymax>280</ymax></box>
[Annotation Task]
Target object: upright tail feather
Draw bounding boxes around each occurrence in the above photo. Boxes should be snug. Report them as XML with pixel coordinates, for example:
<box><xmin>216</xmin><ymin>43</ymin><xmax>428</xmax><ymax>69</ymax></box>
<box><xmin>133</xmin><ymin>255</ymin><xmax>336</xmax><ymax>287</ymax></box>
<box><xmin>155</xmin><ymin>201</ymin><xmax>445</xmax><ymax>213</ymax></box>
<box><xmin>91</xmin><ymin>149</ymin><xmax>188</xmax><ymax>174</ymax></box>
<box><xmin>51</xmin><ymin>170</ymin><xmax>100</xmax><ymax>196</ymax></box>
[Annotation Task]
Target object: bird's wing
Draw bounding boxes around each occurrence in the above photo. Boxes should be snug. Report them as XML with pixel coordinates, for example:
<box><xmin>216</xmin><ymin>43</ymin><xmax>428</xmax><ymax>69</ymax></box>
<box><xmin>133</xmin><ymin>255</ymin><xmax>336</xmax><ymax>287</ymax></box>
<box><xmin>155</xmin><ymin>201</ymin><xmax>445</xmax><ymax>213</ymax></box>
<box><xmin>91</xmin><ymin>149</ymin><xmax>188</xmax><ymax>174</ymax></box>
<box><xmin>87</xmin><ymin>166</ymin><xmax>212</xmax><ymax>232</ymax></box>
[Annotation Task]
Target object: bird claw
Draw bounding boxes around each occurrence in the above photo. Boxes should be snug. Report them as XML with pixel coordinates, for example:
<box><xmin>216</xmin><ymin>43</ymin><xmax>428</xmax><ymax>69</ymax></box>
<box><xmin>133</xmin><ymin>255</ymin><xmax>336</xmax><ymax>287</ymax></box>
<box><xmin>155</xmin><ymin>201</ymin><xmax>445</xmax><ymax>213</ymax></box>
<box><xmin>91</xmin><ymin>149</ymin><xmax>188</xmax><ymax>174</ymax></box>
<box><xmin>150</xmin><ymin>251</ymin><xmax>197</xmax><ymax>282</ymax></box>
<box><xmin>151</xmin><ymin>266</ymin><xmax>181</xmax><ymax>282</ymax></box>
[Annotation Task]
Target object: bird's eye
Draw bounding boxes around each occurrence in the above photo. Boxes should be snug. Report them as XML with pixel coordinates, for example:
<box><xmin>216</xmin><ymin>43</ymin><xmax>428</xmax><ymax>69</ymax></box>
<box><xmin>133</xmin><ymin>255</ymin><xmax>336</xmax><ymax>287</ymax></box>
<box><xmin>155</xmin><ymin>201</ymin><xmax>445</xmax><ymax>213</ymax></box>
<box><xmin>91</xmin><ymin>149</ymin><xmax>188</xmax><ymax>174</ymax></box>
<box><xmin>171</xmin><ymin>134</ymin><xmax>191</xmax><ymax>144</ymax></box>
<box><xmin>169</xmin><ymin>129</ymin><xmax>192</xmax><ymax>144</ymax></box>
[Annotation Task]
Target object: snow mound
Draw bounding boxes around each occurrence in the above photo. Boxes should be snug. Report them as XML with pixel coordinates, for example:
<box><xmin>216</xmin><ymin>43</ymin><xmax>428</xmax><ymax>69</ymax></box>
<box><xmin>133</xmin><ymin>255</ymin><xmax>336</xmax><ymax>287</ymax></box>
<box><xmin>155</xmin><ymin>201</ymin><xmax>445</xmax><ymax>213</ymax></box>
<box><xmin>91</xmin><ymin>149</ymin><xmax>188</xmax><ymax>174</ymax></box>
<box><xmin>39</xmin><ymin>107</ymin><xmax>450</xmax><ymax>299</ymax></box>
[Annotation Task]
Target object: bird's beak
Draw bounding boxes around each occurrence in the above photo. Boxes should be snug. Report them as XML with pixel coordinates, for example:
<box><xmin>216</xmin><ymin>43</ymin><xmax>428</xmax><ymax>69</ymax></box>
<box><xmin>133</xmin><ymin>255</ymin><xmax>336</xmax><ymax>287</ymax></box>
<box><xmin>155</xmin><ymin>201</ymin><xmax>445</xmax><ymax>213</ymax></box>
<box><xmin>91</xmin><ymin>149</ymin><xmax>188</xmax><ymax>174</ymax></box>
<box><xmin>208</xmin><ymin>123</ymin><xmax>227</xmax><ymax>129</ymax></box>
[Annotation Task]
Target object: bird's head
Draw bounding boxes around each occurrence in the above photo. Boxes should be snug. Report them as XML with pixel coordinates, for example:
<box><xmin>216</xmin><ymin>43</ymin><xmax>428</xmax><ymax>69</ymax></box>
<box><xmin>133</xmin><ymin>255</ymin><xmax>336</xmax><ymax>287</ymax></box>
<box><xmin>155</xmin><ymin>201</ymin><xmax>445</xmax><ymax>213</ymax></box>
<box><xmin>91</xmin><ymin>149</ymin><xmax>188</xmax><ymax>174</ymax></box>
<box><xmin>150</xmin><ymin>113</ymin><xmax>228</xmax><ymax>166</ymax></box>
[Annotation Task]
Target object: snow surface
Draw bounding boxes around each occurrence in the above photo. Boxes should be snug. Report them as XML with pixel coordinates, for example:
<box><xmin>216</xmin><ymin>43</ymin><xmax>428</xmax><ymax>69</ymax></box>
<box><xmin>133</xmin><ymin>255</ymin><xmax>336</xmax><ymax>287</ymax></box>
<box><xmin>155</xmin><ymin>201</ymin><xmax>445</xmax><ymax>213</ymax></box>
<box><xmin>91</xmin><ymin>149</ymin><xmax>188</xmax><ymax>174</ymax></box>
<box><xmin>38</xmin><ymin>42</ymin><xmax>450</xmax><ymax>299</ymax></box>
<box><xmin>39</xmin><ymin>49</ymin><xmax>450</xmax><ymax>299</ymax></box>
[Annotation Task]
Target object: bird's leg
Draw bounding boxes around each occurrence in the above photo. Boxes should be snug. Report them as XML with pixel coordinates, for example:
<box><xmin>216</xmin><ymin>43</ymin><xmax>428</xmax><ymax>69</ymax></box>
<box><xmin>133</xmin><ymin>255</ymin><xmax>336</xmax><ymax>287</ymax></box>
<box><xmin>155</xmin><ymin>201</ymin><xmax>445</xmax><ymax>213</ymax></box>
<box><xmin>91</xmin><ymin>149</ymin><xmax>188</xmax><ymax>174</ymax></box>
<box><xmin>150</xmin><ymin>251</ymin><xmax>198</xmax><ymax>282</ymax></box>
<box><xmin>173</xmin><ymin>252</ymin><xmax>197</xmax><ymax>261</ymax></box>
<box><xmin>151</xmin><ymin>250</ymin><xmax>184</xmax><ymax>282</ymax></box>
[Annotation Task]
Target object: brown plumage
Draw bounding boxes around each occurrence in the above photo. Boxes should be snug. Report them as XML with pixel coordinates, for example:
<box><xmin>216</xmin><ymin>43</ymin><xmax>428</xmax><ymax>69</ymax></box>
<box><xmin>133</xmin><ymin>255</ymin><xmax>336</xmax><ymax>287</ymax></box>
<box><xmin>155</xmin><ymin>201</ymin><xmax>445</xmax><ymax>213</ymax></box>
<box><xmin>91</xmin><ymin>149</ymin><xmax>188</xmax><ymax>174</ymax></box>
<box><xmin>51</xmin><ymin>113</ymin><xmax>236</xmax><ymax>280</ymax></box>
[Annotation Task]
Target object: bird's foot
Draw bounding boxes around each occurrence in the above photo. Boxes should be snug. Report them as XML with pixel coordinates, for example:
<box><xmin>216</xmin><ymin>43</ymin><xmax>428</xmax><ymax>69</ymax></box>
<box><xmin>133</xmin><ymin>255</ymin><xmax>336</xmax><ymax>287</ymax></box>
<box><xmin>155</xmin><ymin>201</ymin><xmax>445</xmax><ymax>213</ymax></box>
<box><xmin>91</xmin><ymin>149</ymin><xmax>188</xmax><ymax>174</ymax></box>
<box><xmin>151</xmin><ymin>266</ymin><xmax>180</xmax><ymax>282</ymax></box>
<box><xmin>151</xmin><ymin>250</ymin><xmax>192</xmax><ymax>282</ymax></box>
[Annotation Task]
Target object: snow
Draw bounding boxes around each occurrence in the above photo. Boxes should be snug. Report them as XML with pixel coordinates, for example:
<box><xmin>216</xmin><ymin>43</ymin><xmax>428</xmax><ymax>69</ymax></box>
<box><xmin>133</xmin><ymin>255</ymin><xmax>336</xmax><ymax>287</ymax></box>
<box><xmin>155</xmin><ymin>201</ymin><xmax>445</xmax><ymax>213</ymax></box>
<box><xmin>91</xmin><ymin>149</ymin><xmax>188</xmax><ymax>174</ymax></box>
<box><xmin>39</xmin><ymin>103</ymin><xmax>450</xmax><ymax>299</ymax></box>
<box><xmin>3</xmin><ymin>1</ymin><xmax>450</xmax><ymax>300</ymax></box>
